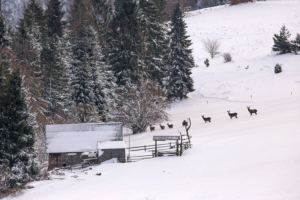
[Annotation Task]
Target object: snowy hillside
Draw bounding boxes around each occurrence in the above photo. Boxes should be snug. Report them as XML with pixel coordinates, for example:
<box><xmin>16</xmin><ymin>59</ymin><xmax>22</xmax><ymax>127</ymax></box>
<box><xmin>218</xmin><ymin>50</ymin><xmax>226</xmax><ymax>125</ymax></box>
<box><xmin>5</xmin><ymin>1</ymin><xmax>300</xmax><ymax>200</ymax></box>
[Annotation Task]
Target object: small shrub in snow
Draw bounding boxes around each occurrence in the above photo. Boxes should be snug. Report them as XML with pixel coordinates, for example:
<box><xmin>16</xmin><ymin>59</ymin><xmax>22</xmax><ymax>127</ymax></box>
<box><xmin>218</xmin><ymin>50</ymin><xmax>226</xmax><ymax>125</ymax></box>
<box><xmin>274</xmin><ymin>64</ymin><xmax>282</xmax><ymax>74</ymax></box>
<box><xmin>223</xmin><ymin>53</ymin><xmax>232</xmax><ymax>63</ymax></box>
<box><xmin>204</xmin><ymin>58</ymin><xmax>210</xmax><ymax>67</ymax></box>
<box><xmin>202</xmin><ymin>38</ymin><xmax>221</xmax><ymax>59</ymax></box>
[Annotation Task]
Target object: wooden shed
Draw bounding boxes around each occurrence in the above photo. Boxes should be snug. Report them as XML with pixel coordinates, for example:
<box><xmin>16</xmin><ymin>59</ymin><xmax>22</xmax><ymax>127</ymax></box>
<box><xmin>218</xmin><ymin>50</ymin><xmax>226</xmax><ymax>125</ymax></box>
<box><xmin>46</xmin><ymin>123</ymin><xmax>124</xmax><ymax>170</ymax></box>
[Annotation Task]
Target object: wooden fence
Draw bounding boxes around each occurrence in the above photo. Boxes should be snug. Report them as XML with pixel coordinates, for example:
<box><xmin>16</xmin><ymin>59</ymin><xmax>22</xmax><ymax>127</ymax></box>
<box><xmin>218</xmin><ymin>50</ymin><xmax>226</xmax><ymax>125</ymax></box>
<box><xmin>126</xmin><ymin>134</ymin><xmax>192</xmax><ymax>162</ymax></box>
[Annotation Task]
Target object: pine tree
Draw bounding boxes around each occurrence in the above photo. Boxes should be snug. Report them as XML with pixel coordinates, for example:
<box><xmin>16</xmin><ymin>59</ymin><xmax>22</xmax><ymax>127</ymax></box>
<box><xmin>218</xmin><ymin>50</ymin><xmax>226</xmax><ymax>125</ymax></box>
<box><xmin>106</xmin><ymin>0</ymin><xmax>143</xmax><ymax>86</ymax></box>
<box><xmin>272</xmin><ymin>25</ymin><xmax>292</xmax><ymax>54</ymax></box>
<box><xmin>139</xmin><ymin>0</ymin><xmax>169</xmax><ymax>86</ymax></box>
<box><xmin>0</xmin><ymin>69</ymin><xmax>39</xmax><ymax>188</ymax></box>
<box><xmin>40</xmin><ymin>34</ymin><xmax>71</xmax><ymax>114</ymax></box>
<box><xmin>152</xmin><ymin>0</ymin><xmax>168</xmax><ymax>22</ymax></box>
<box><xmin>164</xmin><ymin>3</ymin><xmax>195</xmax><ymax>100</ymax></box>
<box><xmin>0</xmin><ymin>14</ymin><xmax>10</xmax><ymax>47</ymax></box>
<box><xmin>45</xmin><ymin>0</ymin><xmax>64</xmax><ymax>38</ymax></box>
<box><xmin>291</xmin><ymin>33</ymin><xmax>300</xmax><ymax>53</ymax></box>
<box><xmin>15</xmin><ymin>0</ymin><xmax>45</xmax><ymax>75</ymax></box>
<box><xmin>41</xmin><ymin>0</ymin><xmax>71</xmax><ymax>114</ymax></box>
<box><xmin>68</xmin><ymin>0</ymin><xmax>117</xmax><ymax>122</ymax></box>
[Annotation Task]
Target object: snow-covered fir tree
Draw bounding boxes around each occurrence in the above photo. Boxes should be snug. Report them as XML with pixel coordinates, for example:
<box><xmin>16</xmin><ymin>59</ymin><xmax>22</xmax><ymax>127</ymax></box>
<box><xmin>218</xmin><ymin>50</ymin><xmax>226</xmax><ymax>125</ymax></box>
<box><xmin>152</xmin><ymin>0</ymin><xmax>168</xmax><ymax>22</ymax></box>
<box><xmin>291</xmin><ymin>33</ymin><xmax>300</xmax><ymax>53</ymax></box>
<box><xmin>70</xmin><ymin>24</ymin><xmax>115</xmax><ymax>121</ymax></box>
<box><xmin>0</xmin><ymin>51</ymin><xmax>11</xmax><ymax>92</ymax></box>
<box><xmin>272</xmin><ymin>25</ymin><xmax>292</xmax><ymax>54</ymax></box>
<box><xmin>164</xmin><ymin>3</ymin><xmax>195</xmax><ymax>100</ymax></box>
<box><xmin>86</xmin><ymin>26</ymin><xmax>116</xmax><ymax>121</ymax></box>
<box><xmin>40</xmin><ymin>34</ymin><xmax>71</xmax><ymax>114</ymax></box>
<box><xmin>16</xmin><ymin>0</ymin><xmax>45</xmax><ymax>76</ymax></box>
<box><xmin>40</xmin><ymin>0</ymin><xmax>71</xmax><ymax>114</ymax></box>
<box><xmin>45</xmin><ymin>0</ymin><xmax>64</xmax><ymax>38</ymax></box>
<box><xmin>139</xmin><ymin>0</ymin><xmax>169</xmax><ymax>86</ymax></box>
<box><xmin>0</xmin><ymin>69</ymin><xmax>39</xmax><ymax>188</ymax></box>
<box><xmin>106</xmin><ymin>0</ymin><xmax>143</xmax><ymax>86</ymax></box>
<box><xmin>0</xmin><ymin>14</ymin><xmax>10</xmax><ymax>47</ymax></box>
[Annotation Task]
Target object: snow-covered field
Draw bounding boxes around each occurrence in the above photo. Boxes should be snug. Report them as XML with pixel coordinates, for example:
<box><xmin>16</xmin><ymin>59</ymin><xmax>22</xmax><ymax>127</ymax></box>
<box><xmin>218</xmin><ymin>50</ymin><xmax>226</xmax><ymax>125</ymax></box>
<box><xmin>5</xmin><ymin>1</ymin><xmax>300</xmax><ymax>200</ymax></box>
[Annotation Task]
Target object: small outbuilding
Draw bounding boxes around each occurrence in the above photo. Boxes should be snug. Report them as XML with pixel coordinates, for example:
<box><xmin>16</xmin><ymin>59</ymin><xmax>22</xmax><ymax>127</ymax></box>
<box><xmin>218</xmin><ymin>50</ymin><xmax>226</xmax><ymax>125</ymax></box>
<box><xmin>46</xmin><ymin>123</ymin><xmax>125</xmax><ymax>170</ymax></box>
<box><xmin>97</xmin><ymin>141</ymin><xmax>126</xmax><ymax>164</ymax></box>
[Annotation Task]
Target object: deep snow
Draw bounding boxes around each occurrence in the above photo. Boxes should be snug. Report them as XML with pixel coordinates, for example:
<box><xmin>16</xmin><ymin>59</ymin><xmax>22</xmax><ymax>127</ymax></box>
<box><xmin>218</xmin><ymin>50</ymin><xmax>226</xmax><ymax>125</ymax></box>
<box><xmin>5</xmin><ymin>1</ymin><xmax>300</xmax><ymax>200</ymax></box>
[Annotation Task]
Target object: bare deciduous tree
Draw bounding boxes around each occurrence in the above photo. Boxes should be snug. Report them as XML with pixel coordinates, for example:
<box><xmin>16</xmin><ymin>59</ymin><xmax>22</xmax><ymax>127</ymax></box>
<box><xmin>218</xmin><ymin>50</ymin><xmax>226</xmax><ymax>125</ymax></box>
<box><xmin>113</xmin><ymin>81</ymin><xmax>170</xmax><ymax>134</ymax></box>
<box><xmin>202</xmin><ymin>38</ymin><xmax>221</xmax><ymax>59</ymax></box>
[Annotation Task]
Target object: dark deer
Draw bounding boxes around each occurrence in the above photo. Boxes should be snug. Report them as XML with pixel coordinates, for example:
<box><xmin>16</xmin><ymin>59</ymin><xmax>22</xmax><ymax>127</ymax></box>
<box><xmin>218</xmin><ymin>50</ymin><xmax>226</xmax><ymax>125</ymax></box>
<box><xmin>182</xmin><ymin>120</ymin><xmax>188</xmax><ymax>127</ymax></box>
<box><xmin>247</xmin><ymin>106</ymin><xmax>257</xmax><ymax>115</ymax></box>
<box><xmin>159</xmin><ymin>124</ymin><xmax>165</xmax><ymax>130</ymax></box>
<box><xmin>202</xmin><ymin>115</ymin><xmax>211</xmax><ymax>123</ymax></box>
<box><xmin>167</xmin><ymin>123</ymin><xmax>173</xmax><ymax>129</ymax></box>
<box><xmin>150</xmin><ymin>125</ymin><xmax>155</xmax><ymax>132</ymax></box>
<box><xmin>227</xmin><ymin>110</ymin><xmax>238</xmax><ymax>119</ymax></box>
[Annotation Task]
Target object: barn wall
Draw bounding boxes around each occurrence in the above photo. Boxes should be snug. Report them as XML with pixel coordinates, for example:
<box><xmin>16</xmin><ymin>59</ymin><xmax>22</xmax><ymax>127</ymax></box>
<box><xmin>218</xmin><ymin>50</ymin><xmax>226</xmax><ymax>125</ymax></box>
<box><xmin>48</xmin><ymin>153</ymin><xmax>89</xmax><ymax>170</ymax></box>
<box><xmin>98</xmin><ymin>149</ymin><xmax>126</xmax><ymax>164</ymax></box>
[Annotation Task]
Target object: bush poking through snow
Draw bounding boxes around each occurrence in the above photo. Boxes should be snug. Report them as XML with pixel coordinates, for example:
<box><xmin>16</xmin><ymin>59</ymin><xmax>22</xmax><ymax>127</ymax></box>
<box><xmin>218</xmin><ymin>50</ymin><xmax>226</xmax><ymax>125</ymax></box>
<box><xmin>223</xmin><ymin>53</ymin><xmax>232</xmax><ymax>63</ymax></box>
<box><xmin>113</xmin><ymin>81</ymin><xmax>170</xmax><ymax>134</ymax></box>
<box><xmin>202</xmin><ymin>38</ymin><xmax>221</xmax><ymax>59</ymax></box>
<box><xmin>204</xmin><ymin>58</ymin><xmax>210</xmax><ymax>67</ymax></box>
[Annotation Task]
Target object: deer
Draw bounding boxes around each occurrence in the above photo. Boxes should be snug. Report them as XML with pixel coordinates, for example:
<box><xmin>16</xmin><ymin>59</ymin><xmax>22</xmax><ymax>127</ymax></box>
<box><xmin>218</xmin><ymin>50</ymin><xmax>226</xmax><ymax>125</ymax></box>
<box><xmin>202</xmin><ymin>115</ymin><xmax>211</xmax><ymax>123</ymax></box>
<box><xmin>167</xmin><ymin>123</ymin><xmax>173</xmax><ymax>129</ymax></box>
<box><xmin>227</xmin><ymin>110</ymin><xmax>238</xmax><ymax>119</ymax></box>
<box><xmin>150</xmin><ymin>125</ymin><xmax>155</xmax><ymax>132</ymax></box>
<box><xmin>159</xmin><ymin>124</ymin><xmax>165</xmax><ymax>130</ymax></box>
<box><xmin>182</xmin><ymin>120</ymin><xmax>188</xmax><ymax>127</ymax></box>
<box><xmin>247</xmin><ymin>106</ymin><xmax>257</xmax><ymax>115</ymax></box>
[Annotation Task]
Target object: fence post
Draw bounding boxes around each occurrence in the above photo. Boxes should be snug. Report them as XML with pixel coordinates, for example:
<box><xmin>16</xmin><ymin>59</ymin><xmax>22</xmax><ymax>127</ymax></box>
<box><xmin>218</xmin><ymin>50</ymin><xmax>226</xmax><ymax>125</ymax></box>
<box><xmin>155</xmin><ymin>140</ymin><xmax>157</xmax><ymax>157</ymax></box>
<box><xmin>176</xmin><ymin>140</ymin><xmax>179</xmax><ymax>156</ymax></box>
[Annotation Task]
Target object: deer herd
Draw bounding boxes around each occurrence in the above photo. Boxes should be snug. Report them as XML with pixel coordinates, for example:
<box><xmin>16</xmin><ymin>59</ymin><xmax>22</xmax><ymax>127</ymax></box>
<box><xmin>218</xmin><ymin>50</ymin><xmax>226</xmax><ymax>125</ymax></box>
<box><xmin>149</xmin><ymin>106</ymin><xmax>258</xmax><ymax>131</ymax></box>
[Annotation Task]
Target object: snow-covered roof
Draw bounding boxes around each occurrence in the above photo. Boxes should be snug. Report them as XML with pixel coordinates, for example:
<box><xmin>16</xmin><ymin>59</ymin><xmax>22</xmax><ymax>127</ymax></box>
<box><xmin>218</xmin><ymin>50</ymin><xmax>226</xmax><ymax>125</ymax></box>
<box><xmin>46</xmin><ymin>123</ymin><xmax>123</xmax><ymax>153</ymax></box>
<box><xmin>97</xmin><ymin>141</ymin><xmax>126</xmax><ymax>149</ymax></box>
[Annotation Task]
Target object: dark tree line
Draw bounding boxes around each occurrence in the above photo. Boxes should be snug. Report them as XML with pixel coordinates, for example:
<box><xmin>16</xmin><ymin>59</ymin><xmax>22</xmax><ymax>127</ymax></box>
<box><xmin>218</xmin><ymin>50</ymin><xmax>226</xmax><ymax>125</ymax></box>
<box><xmin>0</xmin><ymin>0</ymin><xmax>196</xmax><ymax>189</ymax></box>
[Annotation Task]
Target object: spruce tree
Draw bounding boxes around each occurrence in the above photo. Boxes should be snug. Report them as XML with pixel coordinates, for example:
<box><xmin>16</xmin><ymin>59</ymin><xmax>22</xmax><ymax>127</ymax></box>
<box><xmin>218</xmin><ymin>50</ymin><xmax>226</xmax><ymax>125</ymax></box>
<box><xmin>45</xmin><ymin>0</ymin><xmax>64</xmax><ymax>38</ymax></box>
<box><xmin>40</xmin><ymin>34</ymin><xmax>71</xmax><ymax>114</ymax></box>
<box><xmin>41</xmin><ymin>0</ymin><xmax>70</xmax><ymax>114</ymax></box>
<box><xmin>164</xmin><ymin>3</ymin><xmax>195</xmax><ymax>100</ymax></box>
<box><xmin>152</xmin><ymin>0</ymin><xmax>168</xmax><ymax>22</ymax></box>
<box><xmin>0</xmin><ymin>69</ymin><xmax>39</xmax><ymax>188</ymax></box>
<box><xmin>272</xmin><ymin>25</ymin><xmax>292</xmax><ymax>54</ymax></box>
<box><xmin>291</xmin><ymin>33</ymin><xmax>300</xmax><ymax>53</ymax></box>
<box><xmin>139</xmin><ymin>0</ymin><xmax>168</xmax><ymax>86</ymax></box>
<box><xmin>15</xmin><ymin>0</ymin><xmax>45</xmax><ymax>75</ymax></box>
<box><xmin>106</xmin><ymin>0</ymin><xmax>143</xmax><ymax>86</ymax></box>
<box><xmin>0</xmin><ymin>15</ymin><xmax>10</xmax><ymax>47</ymax></box>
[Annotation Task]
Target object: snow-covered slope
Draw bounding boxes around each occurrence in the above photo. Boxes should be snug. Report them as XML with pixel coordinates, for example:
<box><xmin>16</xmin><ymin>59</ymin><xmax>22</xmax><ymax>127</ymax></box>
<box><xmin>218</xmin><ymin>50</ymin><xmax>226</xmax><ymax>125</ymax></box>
<box><xmin>5</xmin><ymin>1</ymin><xmax>300</xmax><ymax>200</ymax></box>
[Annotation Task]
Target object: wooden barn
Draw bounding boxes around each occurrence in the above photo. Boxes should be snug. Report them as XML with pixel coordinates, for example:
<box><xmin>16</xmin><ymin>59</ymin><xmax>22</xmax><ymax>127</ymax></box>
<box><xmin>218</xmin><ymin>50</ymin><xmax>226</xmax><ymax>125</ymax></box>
<box><xmin>46</xmin><ymin>123</ymin><xmax>125</xmax><ymax>170</ymax></box>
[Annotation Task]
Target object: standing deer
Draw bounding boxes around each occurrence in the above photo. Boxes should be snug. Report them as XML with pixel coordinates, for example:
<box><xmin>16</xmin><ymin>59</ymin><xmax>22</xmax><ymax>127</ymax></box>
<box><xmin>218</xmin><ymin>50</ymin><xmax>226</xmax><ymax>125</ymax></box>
<box><xmin>182</xmin><ymin>120</ymin><xmax>188</xmax><ymax>127</ymax></box>
<box><xmin>159</xmin><ymin>124</ymin><xmax>165</xmax><ymax>130</ymax></box>
<box><xmin>150</xmin><ymin>125</ymin><xmax>155</xmax><ymax>132</ymax></box>
<box><xmin>247</xmin><ymin>106</ymin><xmax>257</xmax><ymax>115</ymax></box>
<box><xmin>227</xmin><ymin>110</ymin><xmax>238</xmax><ymax>119</ymax></box>
<box><xmin>202</xmin><ymin>115</ymin><xmax>211</xmax><ymax>123</ymax></box>
<box><xmin>167</xmin><ymin>123</ymin><xmax>173</xmax><ymax>129</ymax></box>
